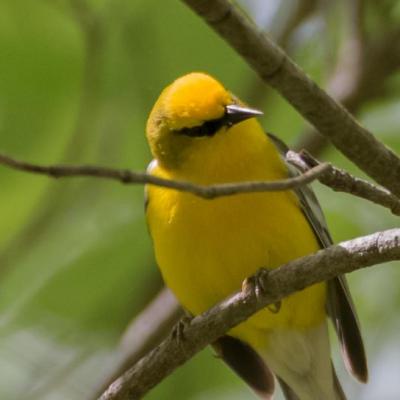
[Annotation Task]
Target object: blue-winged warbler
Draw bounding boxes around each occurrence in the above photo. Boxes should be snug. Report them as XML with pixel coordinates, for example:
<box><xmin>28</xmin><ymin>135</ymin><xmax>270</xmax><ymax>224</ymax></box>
<box><xmin>145</xmin><ymin>72</ymin><xmax>367</xmax><ymax>400</ymax></box>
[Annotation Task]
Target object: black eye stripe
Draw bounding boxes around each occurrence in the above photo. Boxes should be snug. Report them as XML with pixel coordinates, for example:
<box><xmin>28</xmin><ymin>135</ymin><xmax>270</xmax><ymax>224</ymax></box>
<box><xmin>175</xmin><ymin>115</ymin><xmax>229</xmax><ymax>137</ymax></box>
<box><xmin>173</xmin><ymin>100</ymin><xmax>263</xmax><ymax>138</ymax></box>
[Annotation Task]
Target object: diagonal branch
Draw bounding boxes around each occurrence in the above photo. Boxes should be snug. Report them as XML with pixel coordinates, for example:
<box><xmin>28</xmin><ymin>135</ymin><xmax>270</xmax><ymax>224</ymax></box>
<box><xmin>181</xmin><ymin>0</ymin><xmax>400</xmax><ymax>197</ymax></box>
<box><xmin>99</xmin><ymin>228</ymin><xmax>400</xmax><ymax>400</ymax></box>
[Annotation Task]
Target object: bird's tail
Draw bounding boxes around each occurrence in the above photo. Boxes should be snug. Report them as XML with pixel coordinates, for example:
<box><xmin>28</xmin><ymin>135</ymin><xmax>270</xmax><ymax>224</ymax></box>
<box><xmin>331</xmin><ymin>363</ymin><xmax>347</xmax><ymax>400</ymax></box>
<box><xmin>260</xmin><ymin>322</ymin><xmax>345</xmax><ymax>400</ymax></box>
<box><xmin>213</xmin><ymin>322</ymin><xmax>346</xmax><ymax>400</ymax></box>
<box><xmin>277</xmin><ymin>368</ymin><xmax>346</xmax><ymax>400</ymax></box>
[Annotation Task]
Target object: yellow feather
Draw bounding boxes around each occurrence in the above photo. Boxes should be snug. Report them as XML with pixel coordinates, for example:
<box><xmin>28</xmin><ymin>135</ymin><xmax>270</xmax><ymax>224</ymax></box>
<box><xmin>146</xmin><ymin>78</ymin><xmax>326</xmax><ymax>349</ymax></box>
<box><xmin>145</xmin><ymin>73</ymin><xmax>340</xmax><ymax>398</ymax></box>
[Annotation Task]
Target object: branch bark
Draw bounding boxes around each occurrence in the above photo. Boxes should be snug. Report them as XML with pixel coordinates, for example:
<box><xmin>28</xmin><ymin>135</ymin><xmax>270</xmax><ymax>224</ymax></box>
<box><xmin>99</xmin><ymin>228</ymin><xmax>400</xmax><ymax>400</ymax></box>
<box><xmin>1</xmin><ymin>152</ymin><xmax>399</xmax><ymax>215</ymax></box>
<box><xmin>287</xmin><ymin>151</ymin><xmax>400</xmax><ymax>216</ymax></box>
<box><xmin>0</xmin><ymin>153</ymin><xmax>328</xmax><ymax>198</ymax></box>
<box><xmin>181</xmin><ymin>0</ymin><xmax>400</xmax><ymax>197</ymax></box>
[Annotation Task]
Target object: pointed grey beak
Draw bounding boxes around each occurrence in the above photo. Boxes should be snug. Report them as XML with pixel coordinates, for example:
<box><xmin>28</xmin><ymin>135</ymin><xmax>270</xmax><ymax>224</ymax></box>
<box><xmin>225</xmin><ymin>104</ymin><xmax>263</xmax><ymax>125</ymax></box>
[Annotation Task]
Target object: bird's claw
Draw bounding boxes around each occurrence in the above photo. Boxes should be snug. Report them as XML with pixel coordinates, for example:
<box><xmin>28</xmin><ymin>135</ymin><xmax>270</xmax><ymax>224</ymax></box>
<box><xmin>172</xmin><ymin>314</ymin><xmax>192</xmax><ymax>344</ymax></box>
<box><xmin>242</xmin><ymin>268</ymin><xmax>281</xmax><ymax>313</ymax></box>
<box><xmin>242</xmin><ymin>268</ymin><xmax>269</xmax><ymax>300</ymax></box>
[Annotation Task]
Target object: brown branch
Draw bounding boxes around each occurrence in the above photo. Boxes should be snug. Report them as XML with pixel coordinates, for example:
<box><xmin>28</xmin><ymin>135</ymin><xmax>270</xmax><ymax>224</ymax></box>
<box><xmin>181</xmin><ymin>0</ymin><xmax>400</xmax><ymax>197</ymax></box>
<box><xmin>0</xmin><ymin>153</ymin><xmax>329</xmax><ymax>199</ymax></box>
<box><xmin>99</xmin><ymin>228</ymin><xmax>400</xmax><ymax>400</ymax></box>
<box><xmin>286</xmin><ymin>151</ymin><xmax>400</xmax><ymax>216</ymax></box>
<box><xmin>2</xmin><ymin>151</ymin><xmax>399</xmax><ymax>215</ymax></box>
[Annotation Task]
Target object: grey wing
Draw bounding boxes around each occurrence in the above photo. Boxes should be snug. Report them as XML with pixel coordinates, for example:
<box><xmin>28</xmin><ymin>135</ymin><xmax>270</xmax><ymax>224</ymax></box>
<box><xmin>268</xmin><ymin>133</ymin><xmax>368</xmax><ymax>383</ymax></box>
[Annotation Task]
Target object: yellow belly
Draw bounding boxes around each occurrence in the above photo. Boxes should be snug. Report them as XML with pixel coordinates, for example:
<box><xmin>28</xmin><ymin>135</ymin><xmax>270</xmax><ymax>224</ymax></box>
<box><xmin>147</xmin><ymin>178</ymin><xmax>326</xmax><ymax>349</ymax></box>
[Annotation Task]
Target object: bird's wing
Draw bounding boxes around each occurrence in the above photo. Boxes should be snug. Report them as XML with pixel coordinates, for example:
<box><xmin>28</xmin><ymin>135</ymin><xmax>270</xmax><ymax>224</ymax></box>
<box><xmin>276</xmin><ymin>366</ymin><xmax>346</xmax><ymax>400</ymax></box>
<box><xmin>213</xmin><ymin>336</ymin><xmax>275</xmax><ymax>399</ymax></box>
<box><xmin>268</xmin><ymin>133</ymin><xmax>368</xmax><ymax>383</ymax></box>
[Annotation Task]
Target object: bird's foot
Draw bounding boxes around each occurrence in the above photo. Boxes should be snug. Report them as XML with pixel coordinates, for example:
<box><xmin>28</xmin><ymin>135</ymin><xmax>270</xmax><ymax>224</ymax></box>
<box><xmin>243</xmin><ymin>268</ymin><xmax>281</xmax><ymax>313</ymax></box>
<box><xmin>172</xmin><ymin>314</ymin><xmax>192</xmax><ymax>344</ymax></box>
<box><xmin>242</xmin><ymin>267</ymin><xmax>268</xmax><ymax>299</ymax></box>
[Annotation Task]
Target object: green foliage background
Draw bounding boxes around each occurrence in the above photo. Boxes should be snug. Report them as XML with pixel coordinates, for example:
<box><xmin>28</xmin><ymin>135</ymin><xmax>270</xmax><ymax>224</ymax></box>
<box><xmin>0</xmin><ymin>1</ymin><xmax>399</xmax><ymax>399</ymax></box>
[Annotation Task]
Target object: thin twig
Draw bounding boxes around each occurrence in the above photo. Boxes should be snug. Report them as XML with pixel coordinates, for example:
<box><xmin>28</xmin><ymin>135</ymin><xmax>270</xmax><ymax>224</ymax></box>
<box><xmin>99</xmin><ymin>228</ymin><xmax>400</xmax><ymax>400</ymax></box>
<box><xmin>286</xmin><ymin>151</ymin><xmax>400</xmax><ymax>216</ymax></box>
<box><xmin>181</xmin><ymin>0</ymin><xmax>400</xmax><ymax>197</ymax></box>
<box><xmin>2</xmin><ymin>152</ymin><xmax>399</xmax><ymax>215</ymax></box>
<box><xmin>0</xmin><ymin>153</ymin><xmax>329</xmax><ymax>199</ymax></box>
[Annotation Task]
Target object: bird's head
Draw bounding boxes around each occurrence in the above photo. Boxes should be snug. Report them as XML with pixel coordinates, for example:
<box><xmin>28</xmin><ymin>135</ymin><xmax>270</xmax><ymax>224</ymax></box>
<box><xmin>146</xmin><ymin>72</ymin><xmax>262</xmax><ymax>168</ymax></box>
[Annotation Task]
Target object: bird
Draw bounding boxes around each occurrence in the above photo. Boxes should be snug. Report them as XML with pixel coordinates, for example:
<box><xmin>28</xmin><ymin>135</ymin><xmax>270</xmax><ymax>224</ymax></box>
<box><xmin>145</xmin><ymin>72</ymin><xmax>368</xmax><ymax>399</ymax></box>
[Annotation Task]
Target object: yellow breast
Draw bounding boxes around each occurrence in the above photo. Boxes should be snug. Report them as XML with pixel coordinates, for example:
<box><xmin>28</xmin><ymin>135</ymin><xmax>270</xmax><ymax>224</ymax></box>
<box><xmin>146</xmin><ymin>120</ymin><xmax>326</xmax><ymax>348</ymax></box>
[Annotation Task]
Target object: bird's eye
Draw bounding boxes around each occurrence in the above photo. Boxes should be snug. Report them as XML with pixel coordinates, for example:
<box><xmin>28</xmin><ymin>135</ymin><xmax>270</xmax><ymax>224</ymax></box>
<box><xmin>175</xmin><ymin>117</ymin><xmax>226</xmax><ymax>137</ymax></box>
<box><xmin>174</xmin><ymin>102</ymin><xmax>261</xmax><ymax>138</ymax></box>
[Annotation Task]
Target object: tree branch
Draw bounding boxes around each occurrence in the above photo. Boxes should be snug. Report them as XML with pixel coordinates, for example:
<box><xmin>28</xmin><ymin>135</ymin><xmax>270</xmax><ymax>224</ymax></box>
<box><xmin>286</xmin><ymin>151</ymin><xmax>400</xmax><ymax>216</ymax></box>
<box><xmin>99</xmin><ymin>228</ymin><xmax>400</xmax><ymax>400</ymax></box>
<box><xmin>0</xmin><ymin>152</ymin><xmax>328</xmax><ymax>199</ymax></box>
<box><xmin>181</xmin><ymin>0</ymin><xmax>400</xmax><ymax>197</ymax></box>
<box><xmin>2</xmin><ymin>152</ymin><xmax>399</xmax><ymax>215</ymax></box>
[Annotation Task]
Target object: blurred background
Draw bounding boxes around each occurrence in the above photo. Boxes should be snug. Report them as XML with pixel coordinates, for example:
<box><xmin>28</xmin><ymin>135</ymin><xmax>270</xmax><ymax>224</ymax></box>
<box><xmin>0</xmin><ymin>0</ymin><xmax>399</xmax><ymax>399</ymax></box>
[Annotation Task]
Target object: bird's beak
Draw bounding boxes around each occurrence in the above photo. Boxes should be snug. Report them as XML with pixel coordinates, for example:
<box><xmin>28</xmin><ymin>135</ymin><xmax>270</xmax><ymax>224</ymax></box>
<box><xmin>225</xmin><ymin>104</ymin><xmax>263</xmax><ymax>125</ymax></box>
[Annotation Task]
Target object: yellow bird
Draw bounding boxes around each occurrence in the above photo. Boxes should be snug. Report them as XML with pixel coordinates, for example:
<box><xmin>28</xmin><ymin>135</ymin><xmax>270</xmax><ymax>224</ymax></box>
<box><xmin>145</xmin><ymin>72</ymin><xmax>367</xmax><ymax>400</ymax></box>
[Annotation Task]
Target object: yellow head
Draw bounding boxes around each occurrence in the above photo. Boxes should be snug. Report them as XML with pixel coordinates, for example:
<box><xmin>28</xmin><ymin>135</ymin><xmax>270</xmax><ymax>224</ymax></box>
<box><xmin>146</xmin><ymin>72</ymin><xmax>262</xmax><ymax>168</ymax></box>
